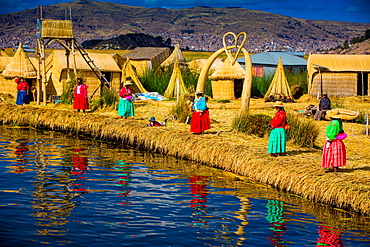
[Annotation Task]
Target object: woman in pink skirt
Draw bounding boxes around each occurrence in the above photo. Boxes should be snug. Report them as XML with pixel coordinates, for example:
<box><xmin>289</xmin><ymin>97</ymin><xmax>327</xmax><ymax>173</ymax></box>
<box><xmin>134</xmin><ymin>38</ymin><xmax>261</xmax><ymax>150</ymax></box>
<box><xmin>321</xmin><ymin>116</ymin><xmax>347</xmax><ymax>172</ymax></box>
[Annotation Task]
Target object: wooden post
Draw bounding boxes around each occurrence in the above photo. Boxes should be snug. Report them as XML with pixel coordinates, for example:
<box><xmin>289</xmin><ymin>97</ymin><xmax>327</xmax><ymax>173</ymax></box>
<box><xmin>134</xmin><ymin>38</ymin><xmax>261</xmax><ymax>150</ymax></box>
<box><xmin>366</xmin><ymin>113</ymin><xmax>369</xmax><ymax>136</ymax></box>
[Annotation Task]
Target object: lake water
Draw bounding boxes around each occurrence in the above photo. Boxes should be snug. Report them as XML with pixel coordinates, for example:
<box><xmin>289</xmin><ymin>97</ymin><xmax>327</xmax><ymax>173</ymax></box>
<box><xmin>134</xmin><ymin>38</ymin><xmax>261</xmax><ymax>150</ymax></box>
<box><xmin>0</xmin><ymin>125</ymin><xmax>369</xmax><ymax>246</ymax></box>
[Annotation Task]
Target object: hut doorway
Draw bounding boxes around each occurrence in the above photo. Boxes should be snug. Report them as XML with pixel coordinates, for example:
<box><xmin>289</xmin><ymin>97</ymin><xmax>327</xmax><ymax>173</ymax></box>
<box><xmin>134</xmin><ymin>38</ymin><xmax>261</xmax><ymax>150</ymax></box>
<box><xmin>234</xmin><ymin>79</ymin><xmax>244</xmax><ymax>98</ymax></box>
<box><xmin>26</xmin><ymin>78</ymin><xmax>37</xmax><ymax>102</ymax></box>
<box><xmin>357</xmin><ymin>72</ymin><xmax>368</xmax><ymax>96</ymax></box>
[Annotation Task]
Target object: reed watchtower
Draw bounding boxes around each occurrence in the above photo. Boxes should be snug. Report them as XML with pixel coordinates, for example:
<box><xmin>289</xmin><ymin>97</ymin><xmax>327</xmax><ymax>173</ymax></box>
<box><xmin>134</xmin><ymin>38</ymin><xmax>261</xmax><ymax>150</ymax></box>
<box><xmin>36</xmin><ymin>6</ymin><xmax>109</xmax><ymax>104</ymax></box>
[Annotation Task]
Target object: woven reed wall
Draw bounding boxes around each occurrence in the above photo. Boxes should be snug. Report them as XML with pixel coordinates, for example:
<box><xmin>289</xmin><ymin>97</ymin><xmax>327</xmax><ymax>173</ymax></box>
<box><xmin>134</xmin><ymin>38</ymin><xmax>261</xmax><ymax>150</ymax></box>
<box><xmin>0</xmin><ymin>76</ymin><xmax>17</xmax><ymax>97</ymax></box>
<box><xmin>310</xmin><ymin>72</ymin><xmax>357</xmax><ymax>97</ymax></box>
<box><xmin>41</xmin><ymin>20</ymin><xmax>74</xmax><ymax>38</ymax></box>
<box><xmin>211</xmin><ymin>80</ymin><xmax>234</xmax><ymax>100</ymax></box>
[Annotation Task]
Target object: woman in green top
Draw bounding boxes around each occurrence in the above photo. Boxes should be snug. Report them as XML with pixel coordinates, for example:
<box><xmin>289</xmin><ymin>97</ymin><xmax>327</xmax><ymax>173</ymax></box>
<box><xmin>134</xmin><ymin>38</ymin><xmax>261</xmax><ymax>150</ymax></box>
<box><xmin>321</xmin><ymin>116</ymin><xmax>347</xmax><ymax>172</ymax></box>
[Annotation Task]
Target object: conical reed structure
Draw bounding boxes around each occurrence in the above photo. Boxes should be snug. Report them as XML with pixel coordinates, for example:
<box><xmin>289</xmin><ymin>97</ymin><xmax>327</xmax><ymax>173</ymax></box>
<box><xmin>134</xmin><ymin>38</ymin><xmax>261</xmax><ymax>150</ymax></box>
<box><xmin>163</xmin><ymin>58</ymin><xmax>189</xmax><ymax>98</ymax></box>
<box><xmin>2</xmin><ymin>42</ymin><xmax>36</xmax><ymax>78</ymax></box>
<box><xmin>264</xmin><ymin>57</ymin><xmax>292</xmax><ymax>99</ymax></box>
<box><xmin>121</xmin><ymin>58</ymin><xmax>147</xmax><ymax>93</ymax></box>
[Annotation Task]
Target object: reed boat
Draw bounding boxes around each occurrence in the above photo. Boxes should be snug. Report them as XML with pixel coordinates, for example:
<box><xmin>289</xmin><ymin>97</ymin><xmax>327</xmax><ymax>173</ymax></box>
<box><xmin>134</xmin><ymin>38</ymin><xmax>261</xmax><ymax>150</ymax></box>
<box><xmin>324</xmin><ymin>108</ymin><xmax>360</xmax><ymax>121</ymax></box>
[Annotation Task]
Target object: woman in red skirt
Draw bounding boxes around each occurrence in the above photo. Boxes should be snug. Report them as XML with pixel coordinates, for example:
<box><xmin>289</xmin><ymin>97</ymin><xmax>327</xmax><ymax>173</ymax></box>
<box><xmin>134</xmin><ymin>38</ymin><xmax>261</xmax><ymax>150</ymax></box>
<box><xmin>321</xmin><ymin>116</ymin><xmax>347</xmax><ymax>172</ymax></box>
<box><xmin>73</xmin><ymin>78</ymin><xmax>89</xmax><ymax>112</ymax></box>
<box><xmin>190</xmin><ymin>91</ymin><xmax>211</xmax><ymax>134</ymax></box>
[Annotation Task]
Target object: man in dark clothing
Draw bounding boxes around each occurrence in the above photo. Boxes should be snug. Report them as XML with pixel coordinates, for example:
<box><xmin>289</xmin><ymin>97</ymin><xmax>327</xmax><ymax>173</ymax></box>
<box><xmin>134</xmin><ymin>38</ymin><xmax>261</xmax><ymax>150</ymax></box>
<box><xmin>314</xmin><ymin>92</ymin><xmax>331</xmax><ymax>120</ymax></box>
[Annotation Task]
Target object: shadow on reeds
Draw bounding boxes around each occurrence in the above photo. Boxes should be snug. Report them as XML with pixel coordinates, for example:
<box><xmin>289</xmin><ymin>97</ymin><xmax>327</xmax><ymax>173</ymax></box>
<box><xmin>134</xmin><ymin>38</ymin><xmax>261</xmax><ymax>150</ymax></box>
<box><xmin>286</xmin><ymin>149</ymin><xmax>318</xmax><ymax>156</ymax></box>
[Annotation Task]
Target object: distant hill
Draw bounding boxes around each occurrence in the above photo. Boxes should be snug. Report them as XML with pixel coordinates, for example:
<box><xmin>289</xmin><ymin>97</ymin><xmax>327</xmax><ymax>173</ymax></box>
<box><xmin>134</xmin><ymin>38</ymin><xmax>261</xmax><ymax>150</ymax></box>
<box><xmin>81</xmin><ymin>33</ymin><xmax>172</xmax><ymax>50</ymax></box>
<box><xmin>1</xmin><ymin>0</ymin><xmax>370</xmax><ymax>53</ymax></box>
<box><xmin>327</xmin><ymin>39</ymin><xmax>370</xmax><ymax>55</ymax></box>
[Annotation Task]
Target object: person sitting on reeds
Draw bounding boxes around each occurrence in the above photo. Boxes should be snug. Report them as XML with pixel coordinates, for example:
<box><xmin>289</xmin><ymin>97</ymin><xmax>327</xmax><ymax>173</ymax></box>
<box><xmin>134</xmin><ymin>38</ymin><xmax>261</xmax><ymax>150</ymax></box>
<box><xmin>147</xmin><ymin>117</ymin><xmax>167</xmax><ymax>127</ymax></box>
<box><xmin>190</xmin><ymin>91</ymin><xmax>211</xmax><ymax>134</ymax></box>
<box><xmin>15</xmin><ymin>77</ymin><xmax>30</xmax><ymax>106</ymax></box>
<box><xmin>73</xmin><ymin>78</ymin><xmax>89</xmax><ymax>113</ymax></box>
<box><xmin>118</xmin><ymin>77</ymin><xmax>134</xmax><ymax>119</ymax></box>
<box><xmin>314</xmin><ymin>92</ymin><xmax>331</xmax><ymax>121</ymax></box>
<box><xmin>321</xmin><ymin>116</ymin><xmax>347</xmax><ymax>172</ymax></box>
<box><xmin>268</xmin><ymin>101</ymin><xmax>288</xmax><ymax>157</ymax></box>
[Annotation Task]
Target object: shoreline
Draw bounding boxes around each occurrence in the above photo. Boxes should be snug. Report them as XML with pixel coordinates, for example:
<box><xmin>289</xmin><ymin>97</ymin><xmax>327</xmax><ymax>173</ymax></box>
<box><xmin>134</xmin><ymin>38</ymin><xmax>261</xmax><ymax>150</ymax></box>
<box><xmin>0</xmin><ymin>103</ymin><xmax>369</xmax><ymax>215</ymax></box>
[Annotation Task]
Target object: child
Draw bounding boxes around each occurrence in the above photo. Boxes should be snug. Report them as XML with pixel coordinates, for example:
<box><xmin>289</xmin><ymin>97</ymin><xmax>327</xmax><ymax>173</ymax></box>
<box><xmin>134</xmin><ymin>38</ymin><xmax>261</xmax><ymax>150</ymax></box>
<box><xmin>147</xmin><ymin>117</ymin><xmax>167</xmax><ymax>127</ymax></box>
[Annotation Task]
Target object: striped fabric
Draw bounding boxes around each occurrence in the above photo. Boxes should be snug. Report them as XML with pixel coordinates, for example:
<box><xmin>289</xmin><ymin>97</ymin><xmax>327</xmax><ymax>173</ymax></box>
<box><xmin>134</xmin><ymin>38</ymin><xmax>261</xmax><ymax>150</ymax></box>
<box><xmin>268</xmin><ymin>128</ymin><xmax>286</xmax><ymax>154</ymax></box>
<box><xmin>321</xmin><ymin>139</ymin><xmax>346</xmax><ymax>168</ymax></box>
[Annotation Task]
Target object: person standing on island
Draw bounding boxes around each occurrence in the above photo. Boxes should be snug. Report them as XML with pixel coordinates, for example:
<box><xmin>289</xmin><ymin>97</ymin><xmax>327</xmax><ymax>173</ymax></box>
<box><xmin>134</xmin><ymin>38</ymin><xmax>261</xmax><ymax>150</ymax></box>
<box><xmin>314</xmin><ymin>92</ymin><xmax>331</xmax><ymax>120</ymax></box>
<box><xmin>118</xmin><ymin>77</ymin><xmax>134</xmax><ymax>119</ymax></box>
<box><xmin>73</xmin><ymin>78</ymin><xmax>89</xmax><ymax>113</ymax></box>
<box><xmin>268</xmin><ymin>101</ymin><xmax>288</xmax><ymax>157</ymax></box>
<box><xmin>15</xmin><ymin>77</ymin><xmax>30</xmax><ymax>105</ymax></box>
<box><xmin>321</xmin><ymin>116</ymin><xmax>347</xmax><ymax>172</ymax></box>
<box><xmin>190</xmin><ymin>91</ymin><xmax>211</xmax><ymax>134</ymax></box>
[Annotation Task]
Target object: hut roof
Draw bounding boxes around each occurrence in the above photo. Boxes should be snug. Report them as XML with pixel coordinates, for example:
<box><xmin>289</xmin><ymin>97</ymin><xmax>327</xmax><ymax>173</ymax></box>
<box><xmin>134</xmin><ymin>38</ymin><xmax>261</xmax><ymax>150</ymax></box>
<box><xmin>0</xmin><ymin>57</ymin><xmax>12</xmax><ymax>72</ymax></box>
<box><xmin>0</xmin><ymin>50</ymin><xmax>9</xmax><ymax>57</ymax></box>
<box><xmin>46</xmin><ymin>50</ymin><xmax>122</xmax><ymax>73</ymax></box>
<box><xmin>237</xmin><ymin>52</ymin><xmax>307</xmax><ymax>66</ymax></box>
<box><xmin>160</xmin><ymin>44</ymin><xmax>187</xmax><ymax>67</ymax></box>
<box><xmin>307</xmin><ymin>54</ymin><xmax>370</xmax><ymax>89</ymax></box>
<box><xmin>122</xmin><ymin>47</ymin><xmax>170</xmax><ymax>60</ymax></box>
<box><xmin>188</xmin><ymin>58</ymin><xmax>224</xmax><ymax>74</ymax></box>
<box><xmin>1</xmin><ymin>43</ymin><xmax>37</xmax><ymax>78</ymax></box>
<box><xmin>209</xmin><ymin>58</ymin><xmax>246</xmax><ymax>80</ymax></box>
<box><xmin>264</xmin><ymin>57</ymin><xmax>292</xmax><ymax>99</ymax></box>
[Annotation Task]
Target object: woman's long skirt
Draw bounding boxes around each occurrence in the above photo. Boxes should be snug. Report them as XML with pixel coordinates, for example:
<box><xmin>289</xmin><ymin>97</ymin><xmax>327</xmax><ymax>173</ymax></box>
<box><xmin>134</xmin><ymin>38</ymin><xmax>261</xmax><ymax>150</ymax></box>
<box><xmin>73</xmin><ymin>94</ymin><xmax>89</xmax><ymax>110</ymax></box>
<box><xmin>190</xmin><ymin>111</ymin><xmax>211</xmax><ymax>133</ymax></box>
<box><xmin>268</xmin><ymin>128</ymin><xmax>286</xmax><ymax>154</ymax></box>
<box><xmin>321</xmin><ymin>139</ymin><xmax>346</xmax><ymax>168</ymax></box>
<box><xmin>118</xmin><ymin>98</ymin><xmax>134</xmax><ymax>117</ymax></box>
<box><xmin>16</xmin><ymin>91</ymin><xmax>29</xmax><ymax>105</ymax></box>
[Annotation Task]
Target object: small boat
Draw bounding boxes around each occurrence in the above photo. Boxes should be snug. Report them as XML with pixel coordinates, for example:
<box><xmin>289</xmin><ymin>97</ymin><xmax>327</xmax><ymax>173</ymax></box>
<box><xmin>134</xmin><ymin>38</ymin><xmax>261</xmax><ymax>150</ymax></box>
<box><xmin>324</xmin><ymin>108</ymin><xmax>360</xmax><ymax>121</ymax></box>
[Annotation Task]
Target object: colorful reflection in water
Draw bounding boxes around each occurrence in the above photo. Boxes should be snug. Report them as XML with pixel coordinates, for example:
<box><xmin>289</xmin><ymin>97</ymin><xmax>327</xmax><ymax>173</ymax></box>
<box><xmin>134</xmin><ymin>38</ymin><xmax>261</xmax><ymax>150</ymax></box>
<box><xmin>0</xmin><ymin>126</ymin><xmax>369</xmax><ymax>246</ymax></box>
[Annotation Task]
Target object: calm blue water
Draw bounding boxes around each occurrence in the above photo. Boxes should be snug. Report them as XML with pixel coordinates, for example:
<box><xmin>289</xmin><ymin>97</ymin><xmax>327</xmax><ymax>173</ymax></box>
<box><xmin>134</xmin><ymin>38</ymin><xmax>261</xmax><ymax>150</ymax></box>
<box><xmin>0</xmin><ymin>126</ymin><xmax>369</xmax><ymax>246</ymax></box>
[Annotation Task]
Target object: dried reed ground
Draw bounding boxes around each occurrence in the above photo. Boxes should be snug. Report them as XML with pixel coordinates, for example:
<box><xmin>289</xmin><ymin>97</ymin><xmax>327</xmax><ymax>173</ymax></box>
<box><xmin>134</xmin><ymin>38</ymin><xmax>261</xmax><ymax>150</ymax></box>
<box><xmin>0</xmin><ymin>96</ymin><xmax>369</xmax><ymax>215</ymax></box>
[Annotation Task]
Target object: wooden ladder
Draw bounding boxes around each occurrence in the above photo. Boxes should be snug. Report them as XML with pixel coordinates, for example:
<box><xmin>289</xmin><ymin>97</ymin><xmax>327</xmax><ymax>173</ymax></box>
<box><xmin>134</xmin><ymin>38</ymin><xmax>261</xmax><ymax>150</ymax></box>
<box><xmin>74</xmin><ymin>39</ymin><xmax>111</xmax><ymax>97</ymax></box>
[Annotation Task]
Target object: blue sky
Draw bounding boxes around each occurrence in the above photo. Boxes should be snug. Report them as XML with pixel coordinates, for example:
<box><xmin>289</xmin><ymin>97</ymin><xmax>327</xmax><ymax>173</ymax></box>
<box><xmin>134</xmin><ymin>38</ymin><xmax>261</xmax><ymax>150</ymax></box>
<box><xmin>1</xmin><ymin>0</ymin><xmax>369</xmax><ymax>23</ymax></box>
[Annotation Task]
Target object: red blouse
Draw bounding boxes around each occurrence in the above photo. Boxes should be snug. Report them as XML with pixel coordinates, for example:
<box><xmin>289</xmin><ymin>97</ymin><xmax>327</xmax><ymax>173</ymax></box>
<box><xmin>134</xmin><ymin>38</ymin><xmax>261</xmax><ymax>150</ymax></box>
<box><xmin>270</xmin><ymin>109</ymin><xmax>287</xmax><ymax>129</ymax></box>
<box><xmin>16</xmin><ymin>82</ymin><xmax>29</xmax><ymax>91</ymax></box>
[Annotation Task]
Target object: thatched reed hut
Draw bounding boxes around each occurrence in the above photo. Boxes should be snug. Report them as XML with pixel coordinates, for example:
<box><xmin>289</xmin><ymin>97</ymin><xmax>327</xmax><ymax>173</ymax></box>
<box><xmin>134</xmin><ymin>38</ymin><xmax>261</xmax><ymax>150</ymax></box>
<box><xmin>122</xmin><ymin>47</ymin><xmax>171</xmax><ymax>76</ymax></box>
<box><xmin>188</xmin><ymin>58</ymin><xmax>224</xmax><ymax>75</ymax></box>
<box><xmin>308</xmin><ymin>54</ymin><xmax>370</xmax><ymax>97</ymax></box>
<box><xmin>44</xmin><ymin>50</ymin><xmax>125</xmax><ymax>97</ymax></box>
<box><xmin>121</xmin><ymin>58</ymin><xmax>147</xmax><ymax>93</ymax></box>
<box><xmin>0</xmin><ymin>43</ymin><xmax>37</xmax><ymax>100</ymax></box>
<box><xmin>264</xmin><ymin>57</ymin><xmax>292</xmax><ymax>99</ymax></box>
<box><xmin>160</xmin><ymin>44</ymin><xmax>187</xmax><ymax>71</ymax></box>
<box><xmin>208</xmin><ymin>58</ymin><xmax>246</xmax><ymax>100</ymax></box>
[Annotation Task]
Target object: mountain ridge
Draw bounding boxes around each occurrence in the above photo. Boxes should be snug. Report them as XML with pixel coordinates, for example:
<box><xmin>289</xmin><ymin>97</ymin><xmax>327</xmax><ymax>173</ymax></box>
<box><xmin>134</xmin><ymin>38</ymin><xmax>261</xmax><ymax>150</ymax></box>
<box><xmin>0</xmin><ymin>0</ymin><xmax>369</xmax><ymax>53</ymax></box>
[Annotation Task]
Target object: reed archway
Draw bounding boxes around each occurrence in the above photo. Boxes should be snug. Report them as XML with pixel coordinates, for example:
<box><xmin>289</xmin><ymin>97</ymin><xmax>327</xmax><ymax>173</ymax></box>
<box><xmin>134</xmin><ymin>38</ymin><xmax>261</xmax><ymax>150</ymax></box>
<box><xmin>196</xmin><ymin>32</ymin><xmax>253</xmax><ymax>112</ymax></box>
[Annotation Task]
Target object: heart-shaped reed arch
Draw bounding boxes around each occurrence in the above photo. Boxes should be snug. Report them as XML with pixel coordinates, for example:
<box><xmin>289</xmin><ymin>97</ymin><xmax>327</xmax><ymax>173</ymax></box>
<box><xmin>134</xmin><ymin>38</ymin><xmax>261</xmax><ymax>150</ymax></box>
<box><xmin>196</xmin><ymin>32</ymin><xmax>253</xmax><ymax>112</ymax></box>
<box><xmin>222</xmin><ymin>32</ymin><xmax>247</xmax><ymax>66</ymax></box>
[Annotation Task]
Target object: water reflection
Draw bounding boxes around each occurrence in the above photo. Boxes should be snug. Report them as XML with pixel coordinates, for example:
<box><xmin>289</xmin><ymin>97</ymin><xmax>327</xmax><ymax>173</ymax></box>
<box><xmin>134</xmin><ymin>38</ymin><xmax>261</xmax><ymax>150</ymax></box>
<box><xmin>266</xmin><ymin>200</ymin><xmax>287</xmax><ymax>247</ymax></box>
<box><xmin>189</xmin><ymin>175</ymin><xmax>208</xmax><ymax>226</ymax></box>
<box><xmin>1</xmin><ymin>126</ymin><xmax>370</xmax><ymax>246</ymax></box>
<box><xmin>115</xmin><ymin>161</ymin><xmax>133</xmax><ymax>200</ymax></box>
<box><xmin>317</xmin><ymin>224</ymin><xmax>343</xmax><ymax>246</ymax></box>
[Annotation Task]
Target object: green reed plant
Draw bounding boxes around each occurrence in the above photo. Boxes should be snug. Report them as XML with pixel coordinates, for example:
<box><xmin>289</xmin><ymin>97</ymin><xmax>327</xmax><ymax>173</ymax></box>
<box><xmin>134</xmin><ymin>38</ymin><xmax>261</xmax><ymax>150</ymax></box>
<box><xmin>285</xmin><ymin>112</ymin><xmax>320</xmax><ymax>147</ymax></box>
<box><xmin>60</xmin><ymin>74</ymin><xmax>76</xmax><ymax>105</ymax></box>
<box><xmin>232</xmin><ymin>112</ymin><xmax>272</xmax><ymax>137</ymax></box>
